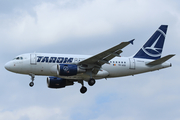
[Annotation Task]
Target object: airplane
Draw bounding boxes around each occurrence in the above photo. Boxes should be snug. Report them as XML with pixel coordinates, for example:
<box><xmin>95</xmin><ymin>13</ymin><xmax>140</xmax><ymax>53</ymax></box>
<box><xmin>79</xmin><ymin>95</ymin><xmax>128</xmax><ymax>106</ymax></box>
<box><xmin>4</xmin><ymin>25</ymin><xmax>175</xmax><ymax>94</ymax></box>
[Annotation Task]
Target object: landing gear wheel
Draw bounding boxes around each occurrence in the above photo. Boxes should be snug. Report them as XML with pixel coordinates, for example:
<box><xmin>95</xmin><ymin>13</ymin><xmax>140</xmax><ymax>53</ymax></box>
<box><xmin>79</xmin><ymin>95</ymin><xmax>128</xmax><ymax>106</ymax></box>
<box><xmin>29</xmin><ymin>73</ymin><xmax>35</xmax><ymax>87</ymax></box>
<box><xmin>29</xmin><ymin>82</ymin><xmax>34</xmax><ymax>87</ymax></box>
<box><xmin>88</xmin><ymin>78</ymin><xmax>96</xmax><ymax>86</ymax></box>
<box><xmin>80</xmin><ymin>86</ymin><xmax>87</xmax><ymax>94</ymax></box>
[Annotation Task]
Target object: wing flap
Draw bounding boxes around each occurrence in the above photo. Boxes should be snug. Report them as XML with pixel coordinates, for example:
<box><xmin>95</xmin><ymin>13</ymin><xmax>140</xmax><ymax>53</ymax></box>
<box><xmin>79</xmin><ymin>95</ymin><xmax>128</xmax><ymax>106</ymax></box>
<box><xmin>146</xmin><ymin>54</ymin><xmax>175</xmax><ymax>65</ymax></box>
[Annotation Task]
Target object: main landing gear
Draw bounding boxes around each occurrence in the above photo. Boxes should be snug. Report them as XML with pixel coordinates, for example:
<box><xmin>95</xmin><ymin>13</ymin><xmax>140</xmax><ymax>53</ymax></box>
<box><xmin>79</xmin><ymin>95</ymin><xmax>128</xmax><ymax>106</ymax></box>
<box><xmin>29</xmin><ymin>73</ymin><xmax>35</xmax><ymax>87</ymax></box>
<box><xmin>79</xmin><ymin>80</ymin><xmax>87</xmax><ymax>94</ymax></box>
<box><xmin>88</xmin><ymin>78</ymin><xmax>96</xmax><ymax>86</ymax></box>
<box><xmin>80</xmin><ymin>86</ymin><xmax>87</xmax><ymax>94</ymax></box>
<box><xmin>79</xmin><ymin>78</ymin><xmax>96</xmax><ymax>94</ymax></box>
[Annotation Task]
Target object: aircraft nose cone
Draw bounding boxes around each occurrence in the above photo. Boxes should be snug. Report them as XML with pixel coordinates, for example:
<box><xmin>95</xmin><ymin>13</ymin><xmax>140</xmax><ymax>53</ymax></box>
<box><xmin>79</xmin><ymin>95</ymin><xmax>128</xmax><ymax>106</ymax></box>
<box><xmin>4</xmin><ymin>62</ymin><xmax>11</xmax><ymax>71</ymax></box>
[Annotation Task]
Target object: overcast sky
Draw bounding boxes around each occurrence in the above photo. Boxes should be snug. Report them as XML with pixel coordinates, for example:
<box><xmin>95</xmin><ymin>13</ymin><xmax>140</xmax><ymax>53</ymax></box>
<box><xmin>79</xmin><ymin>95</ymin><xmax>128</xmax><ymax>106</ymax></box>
<box><xmin>1</xmin><ymin>0</ymin><xmax>180</xmax><ymax>120</ymax></box>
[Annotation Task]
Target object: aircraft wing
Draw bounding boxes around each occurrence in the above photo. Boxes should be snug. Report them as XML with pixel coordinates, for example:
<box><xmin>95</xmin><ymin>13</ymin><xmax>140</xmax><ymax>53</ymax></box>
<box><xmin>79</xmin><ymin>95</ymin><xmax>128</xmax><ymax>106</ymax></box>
<box><xmin>79</xmin><ymin>39</ymin><xmax>134</xmax><ymax>67</ymax></box>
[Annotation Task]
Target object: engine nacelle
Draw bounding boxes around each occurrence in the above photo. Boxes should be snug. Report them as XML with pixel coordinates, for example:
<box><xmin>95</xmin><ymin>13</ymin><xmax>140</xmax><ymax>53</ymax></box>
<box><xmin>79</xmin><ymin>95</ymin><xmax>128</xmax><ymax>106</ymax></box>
<box><xmin>57</xmin><ymin>64</ymin><xmax>86</xmax><ymax>76</ymax></box>
<box><xmin>47</xmin><ymin>77</ymin><xmax>74</xmax><ymax>88</ymax></box>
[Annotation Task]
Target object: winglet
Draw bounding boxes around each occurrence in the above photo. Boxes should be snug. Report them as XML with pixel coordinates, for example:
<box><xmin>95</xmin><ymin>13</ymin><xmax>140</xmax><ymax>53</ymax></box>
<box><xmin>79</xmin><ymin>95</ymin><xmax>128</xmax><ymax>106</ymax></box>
<box><xmin>129</xmin><ymin>39</ymin><xmax>135</xmax><ymax>45</ymax></box>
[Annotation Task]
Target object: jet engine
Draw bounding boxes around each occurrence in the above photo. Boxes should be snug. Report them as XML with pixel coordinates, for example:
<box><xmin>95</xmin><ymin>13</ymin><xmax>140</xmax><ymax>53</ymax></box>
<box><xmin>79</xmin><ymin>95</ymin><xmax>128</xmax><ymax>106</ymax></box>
<box><xmin>50</xmin><ymin>64</ymin><xmax>86</xmax><ymax>76</ymax></box>
<box><xmin>47</xmin><ymin>77</ymin><xmax>74</xmax><ymax>88</ymax></box>
<box><xmin>57</xmin><ymin>64</ymin><xmax>86</xmax><ymax>76</ymax></box>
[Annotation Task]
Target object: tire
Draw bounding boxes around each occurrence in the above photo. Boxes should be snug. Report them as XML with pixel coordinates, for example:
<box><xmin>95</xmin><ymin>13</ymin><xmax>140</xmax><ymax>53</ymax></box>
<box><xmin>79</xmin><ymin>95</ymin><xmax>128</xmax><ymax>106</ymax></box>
<box><xmin>88</xmin><ymin>78</ymin><xmax>96</xmax><ymax>86</ymax></box>
<box><xmin>29</xmin><ymin>82</ymin><xmax>34</xmax><ymax>87</ymax></box>
<box><xmin>80</xmin><ymin>86</ymin><xmax>87</xmax><ymax>94</ymax></box>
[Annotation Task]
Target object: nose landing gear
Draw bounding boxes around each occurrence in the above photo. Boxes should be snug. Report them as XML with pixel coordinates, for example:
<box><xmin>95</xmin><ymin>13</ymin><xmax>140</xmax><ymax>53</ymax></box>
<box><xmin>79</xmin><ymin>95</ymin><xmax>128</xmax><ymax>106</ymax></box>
<box><xmin>29</xmin><ymin>73</ymin><xmax>35</xmax><ymax>87</ymax></box>
<box><xmin>29</xmin><ymin>82</ymin><xmax>34</xmax><ymax>87</ymax></box>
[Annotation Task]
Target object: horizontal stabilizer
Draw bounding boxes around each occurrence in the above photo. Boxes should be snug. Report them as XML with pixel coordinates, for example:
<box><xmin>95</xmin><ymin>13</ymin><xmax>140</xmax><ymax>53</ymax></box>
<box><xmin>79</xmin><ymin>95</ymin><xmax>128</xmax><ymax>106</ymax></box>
<box><xmin>146</xmin><ymin>54</ymin><xmax>175</xmax><ymax>65</ymax></box>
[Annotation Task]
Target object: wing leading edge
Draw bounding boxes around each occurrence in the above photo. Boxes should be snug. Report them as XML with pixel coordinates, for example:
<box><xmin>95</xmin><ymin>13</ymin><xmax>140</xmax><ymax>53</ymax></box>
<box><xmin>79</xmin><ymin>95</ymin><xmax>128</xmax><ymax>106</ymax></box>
<box><xmin>79</xmin><ymin>39</ymin><xmax>135</xmax><ymax>67</ymax></box>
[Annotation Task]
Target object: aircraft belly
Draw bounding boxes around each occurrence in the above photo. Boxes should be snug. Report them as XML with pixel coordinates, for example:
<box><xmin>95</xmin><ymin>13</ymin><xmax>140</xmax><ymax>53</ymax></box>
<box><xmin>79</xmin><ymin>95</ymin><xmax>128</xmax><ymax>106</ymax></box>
<box><xmin>94</xmin><ymin>70</ymin><xmax>109</xmax><ymax>79</ymax></box>
<box><xmin>30</xmin><ymin>63</ymin><xmax>53</xmax><ymax>76</ymax></box>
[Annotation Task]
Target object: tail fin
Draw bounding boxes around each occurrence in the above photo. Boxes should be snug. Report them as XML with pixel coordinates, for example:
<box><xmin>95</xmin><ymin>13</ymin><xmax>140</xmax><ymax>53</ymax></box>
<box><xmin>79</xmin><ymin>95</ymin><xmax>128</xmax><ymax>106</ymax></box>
<box><xmin>133</xmin><ymin>25</ymin><xmax>168</xmax><ymax>60</ymax></box>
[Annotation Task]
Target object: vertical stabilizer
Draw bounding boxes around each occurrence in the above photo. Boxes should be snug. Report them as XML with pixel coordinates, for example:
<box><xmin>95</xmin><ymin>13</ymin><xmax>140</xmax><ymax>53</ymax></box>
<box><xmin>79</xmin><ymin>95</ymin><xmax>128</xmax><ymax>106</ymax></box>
<box><xmin>133</xmin><ymin>25</ymin><xmax>168</xmax><ymax>60</ymax></box>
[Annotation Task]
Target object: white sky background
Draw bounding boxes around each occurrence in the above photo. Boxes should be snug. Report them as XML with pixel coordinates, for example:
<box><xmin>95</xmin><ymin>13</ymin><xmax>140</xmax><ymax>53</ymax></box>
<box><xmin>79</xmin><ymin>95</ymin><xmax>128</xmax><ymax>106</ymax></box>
<box><xmin>0</xmin><ymin>0</ymin><xmax>180</xmax><ymax>120</ymax></box>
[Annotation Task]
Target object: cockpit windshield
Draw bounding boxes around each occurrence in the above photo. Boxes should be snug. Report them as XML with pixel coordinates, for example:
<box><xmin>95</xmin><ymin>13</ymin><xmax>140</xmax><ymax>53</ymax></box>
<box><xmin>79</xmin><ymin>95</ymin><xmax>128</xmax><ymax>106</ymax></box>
<box><xmin>13</xmin><ymin>57</ymin><xmax>23</xmax><ymax>60</ymax></box>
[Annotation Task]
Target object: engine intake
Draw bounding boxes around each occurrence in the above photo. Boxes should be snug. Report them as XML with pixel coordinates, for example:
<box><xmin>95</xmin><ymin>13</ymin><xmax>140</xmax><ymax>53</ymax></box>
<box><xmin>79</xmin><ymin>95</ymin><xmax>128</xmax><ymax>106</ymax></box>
<box><xmin>47</xmin><ymin>77</ymin><xmax>74</xmax><ymax>88</ymax></box>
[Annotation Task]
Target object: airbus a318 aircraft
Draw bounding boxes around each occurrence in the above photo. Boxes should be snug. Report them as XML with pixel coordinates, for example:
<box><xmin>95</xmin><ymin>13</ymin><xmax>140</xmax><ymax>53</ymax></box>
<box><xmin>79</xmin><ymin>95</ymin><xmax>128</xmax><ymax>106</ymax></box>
<box><xmin>5</xmin><ymin>25</ymin><xmax>175</xmax><ymax>94</ymax></box>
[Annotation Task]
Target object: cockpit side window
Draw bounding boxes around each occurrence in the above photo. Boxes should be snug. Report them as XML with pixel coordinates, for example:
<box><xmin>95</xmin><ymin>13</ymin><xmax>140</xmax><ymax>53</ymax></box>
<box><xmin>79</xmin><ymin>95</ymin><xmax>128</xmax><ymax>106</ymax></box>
<box><xmin>13</xmin><ymin>57</ymin><xmax>23</xmax><ymax>60</ymax></box>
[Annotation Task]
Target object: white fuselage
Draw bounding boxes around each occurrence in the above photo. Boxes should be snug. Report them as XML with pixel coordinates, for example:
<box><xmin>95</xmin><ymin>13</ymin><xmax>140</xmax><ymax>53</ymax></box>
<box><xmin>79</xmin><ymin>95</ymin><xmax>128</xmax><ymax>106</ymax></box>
<box><xmin>4</xmin><ymin>25</ymin><xmax>174</xmax><ymax>94</ymax></box>
<box><xmin>5</xmin><ymin>53</ymin><xmax>171</xmax><ymax>81</ymax></box>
